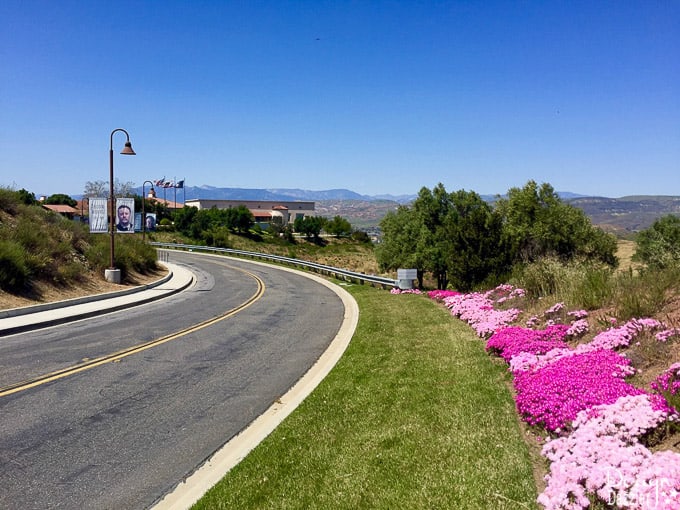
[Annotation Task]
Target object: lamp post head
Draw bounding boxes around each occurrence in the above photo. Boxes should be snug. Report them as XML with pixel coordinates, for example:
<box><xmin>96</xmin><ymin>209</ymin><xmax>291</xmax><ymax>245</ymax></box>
<box><xmin>121</xmin><ymin>141</ymin><xmax>136</xmax><ymax>155</ymax></box>
<box><xmin>148</xmin><ymin>186</ymin><xmax>156</xmax><ymax>198</ymax></box>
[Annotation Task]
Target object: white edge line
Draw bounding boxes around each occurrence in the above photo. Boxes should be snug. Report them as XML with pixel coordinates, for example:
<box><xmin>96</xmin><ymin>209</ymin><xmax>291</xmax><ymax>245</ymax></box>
<box><xmin>150</xmin><ymin>256</ymin><xmax>359</xmax><ymax>510</ymax></box>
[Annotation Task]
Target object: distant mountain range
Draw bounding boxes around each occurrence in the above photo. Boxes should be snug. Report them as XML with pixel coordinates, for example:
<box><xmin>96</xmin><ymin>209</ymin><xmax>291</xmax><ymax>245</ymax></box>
<box><xmin>180</xmin><ymin>185</ymin><xmax>417</xmax><ymax>203</ymax></box>
<box><xmin>565</xmin><ymin>195</ymin><xmax>680</xmax><ymax>234</ymax></box>
<box><xmin>174</xmin><ymin>185</ymin><xmax>589</xmax><ymax>204</ymax></box>
<box><xmin>138</xmin><ymin>185</ymin><xmax>680</xmax><ymax>233</ymax></box>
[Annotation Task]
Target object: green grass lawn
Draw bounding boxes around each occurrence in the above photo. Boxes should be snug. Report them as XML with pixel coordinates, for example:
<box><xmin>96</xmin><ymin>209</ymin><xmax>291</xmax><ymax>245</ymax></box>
<box><xmin>193</xmin><ymin>285</ymin><xmax>539</xmax><ymax>509</ymax></box>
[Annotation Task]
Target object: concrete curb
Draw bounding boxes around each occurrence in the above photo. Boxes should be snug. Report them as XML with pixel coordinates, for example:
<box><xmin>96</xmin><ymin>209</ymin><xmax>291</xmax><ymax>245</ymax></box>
<box><xmin>150</xmin><ymin>256</ymin><xmax>359</xmax><ymax>510</ymax></box>
<box><xmin>0</xmin><ymin>264</ymin><xmax>175</xmax><ymax>319</ymax></box>
<box><xmin>0</xmin><ymin>263</ymin><xmax>194</xmax><ymax>336</ymax></box>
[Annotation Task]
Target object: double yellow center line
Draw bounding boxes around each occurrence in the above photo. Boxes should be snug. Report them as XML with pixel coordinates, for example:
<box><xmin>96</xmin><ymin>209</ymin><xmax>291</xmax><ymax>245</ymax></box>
<box><xmin>0</xmin><ymin>265</ymin><xmax>265</xmax><ymax>398</ymax></box>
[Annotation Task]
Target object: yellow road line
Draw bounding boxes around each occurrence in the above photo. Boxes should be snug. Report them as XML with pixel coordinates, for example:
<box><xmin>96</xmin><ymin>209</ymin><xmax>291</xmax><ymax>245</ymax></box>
<box><xmin>0</xmin><ymin>265</ymin><xmax>265</xmax><ymax>398</ymax></box>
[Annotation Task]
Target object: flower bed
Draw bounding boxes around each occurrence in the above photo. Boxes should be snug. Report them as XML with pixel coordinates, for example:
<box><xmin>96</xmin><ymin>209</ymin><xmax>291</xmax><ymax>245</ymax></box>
<box><xmin>423</xmin><ymin>285</ymin><xmax>680</xmax><ymax>509</ymax></box>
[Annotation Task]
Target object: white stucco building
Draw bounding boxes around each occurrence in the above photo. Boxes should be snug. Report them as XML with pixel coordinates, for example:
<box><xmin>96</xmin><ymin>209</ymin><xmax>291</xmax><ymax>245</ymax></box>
<box><xmin>183</xmin><ymin>199</ymin><xmax>315</xmax><ymax>225</ymax></box>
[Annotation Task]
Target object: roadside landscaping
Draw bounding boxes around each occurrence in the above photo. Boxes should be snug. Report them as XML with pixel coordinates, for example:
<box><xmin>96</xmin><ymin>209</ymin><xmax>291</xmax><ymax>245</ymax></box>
<box><xmin>193</xmin><ymin>284</ymin><xmax>539</xmax><ymax>509</ymax></box>
<box><xmin>429</xmin><ymin>286</ymin><xmax>680</xmax><ymax>509</ymax></box>
<box><xmin>193</xmin><ymin>276</ymin><xmax>680</xmax><ymax>510</ymax></box>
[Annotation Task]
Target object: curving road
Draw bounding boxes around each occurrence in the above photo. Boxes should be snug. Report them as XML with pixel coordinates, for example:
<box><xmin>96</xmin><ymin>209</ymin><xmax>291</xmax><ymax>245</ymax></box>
<box><xmin>0</xmin><ymin>251</ymin><xmax>346</xmax><ymax>509</ymax></box>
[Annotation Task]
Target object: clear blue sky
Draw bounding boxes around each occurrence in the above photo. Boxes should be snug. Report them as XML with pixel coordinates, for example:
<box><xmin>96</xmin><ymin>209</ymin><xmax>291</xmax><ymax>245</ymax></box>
<box><xmin>1</xmin><ymin>0</ymin><xmax>678</xmax><ymax>199</ymax></box>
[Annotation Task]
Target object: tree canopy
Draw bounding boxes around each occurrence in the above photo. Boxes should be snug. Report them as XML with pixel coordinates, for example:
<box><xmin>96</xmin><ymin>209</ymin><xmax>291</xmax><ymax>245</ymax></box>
<box><xmin>633</xmin><ymin>214</ymin><xmax>680</xmax><ymax>269</ymax></box>
<box><xmin>294</xmin><ymin>216</ymin><xmax>325</xmax><ymax>241</ymax></box>
<box><xmin>45</xmin><ymin>193</ymin><xmax>77</xmax><ymax>207</ymax></box>
<box><xmin>173</xmin><ymin>205</ymin><xmax>254</xmax><ymax>240</ymax></box>
<box><xmin>495</xmin><ymin>181</ymin><xmax>617</xmax><ymax>266</ymax></box>
<box><xmin>377</xmin><ymin>184</ymin><xmax>507</xmax><ymax>290</ymax></box>
<box><xmin>377</xmin><ymin>181</ymin><xmax>617</xmax><ymax>291</ymax></box>
<box><xmin>325</xmin><ymin>216</ymin><xmax>352</xmax><ymax>238</ymax></box>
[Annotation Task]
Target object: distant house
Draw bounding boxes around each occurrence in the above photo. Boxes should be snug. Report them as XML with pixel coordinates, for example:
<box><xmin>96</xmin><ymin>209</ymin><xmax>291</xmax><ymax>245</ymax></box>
<box><xmin>42</xmin><ymin>204</ymin><xmax>79</xmax><ymax>220</ymax></box>
<box><xmin>183</xmin><ymin>199</ymin><xmax>315</xmax><ymax>225</ymax></box>
<box><xmin>148</xmin><ymin>197</ymin><xmax>183</xmax><ymax>209</ymax></box>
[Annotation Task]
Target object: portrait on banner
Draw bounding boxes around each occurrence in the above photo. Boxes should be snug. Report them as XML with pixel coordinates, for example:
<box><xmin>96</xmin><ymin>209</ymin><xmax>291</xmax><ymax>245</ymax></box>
<box><xmin>116</xmin><ymin>198</ymin><xmax>135</xmax><ymax>233</ymax></box>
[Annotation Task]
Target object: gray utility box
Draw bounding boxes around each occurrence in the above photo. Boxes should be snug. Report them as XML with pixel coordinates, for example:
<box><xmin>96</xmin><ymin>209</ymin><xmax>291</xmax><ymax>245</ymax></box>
<box><xmin>397</xmin><ymin>268</ymin><xmax>418</xmax><ymax>290</ymax></box>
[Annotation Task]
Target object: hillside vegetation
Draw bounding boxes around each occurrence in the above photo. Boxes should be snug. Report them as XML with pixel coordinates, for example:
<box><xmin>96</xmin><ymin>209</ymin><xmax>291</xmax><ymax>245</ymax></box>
<box><xmin>0</xmin><ymin>187</ymin><xmax>158</xmax><ymax>304</ymax></box>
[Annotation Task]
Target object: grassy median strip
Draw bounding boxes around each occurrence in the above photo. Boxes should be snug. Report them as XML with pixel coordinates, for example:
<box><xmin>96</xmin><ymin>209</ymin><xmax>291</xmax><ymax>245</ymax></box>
<box><xmin>193</xmin><ymin>285</ymin><xmax>538</xmax><ymax>510</ymax></box>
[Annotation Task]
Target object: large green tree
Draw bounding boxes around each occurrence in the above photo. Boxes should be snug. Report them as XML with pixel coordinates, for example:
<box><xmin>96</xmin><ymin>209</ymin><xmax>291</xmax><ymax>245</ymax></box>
<box><xmin>325</xmin><ymin>216</ymin><xmax>352</xmax><ymax>238</ymax></box>
<box><xmin>294</xmin><ymin>216</ymin><xmax>325</xmax><ymax>241</ymax></box>
<box><xmin>173</xmin><ymin>205</ymin><xmax>254</xmax><ymax>239</ymax></box>
<box><xmin>378</xmin><ymin>184</ymin><xmax>509</xmax><ymax>290</ymax></box>
<box><xmin>443</xmin><ymin>189</ymin><xmax>508</xmax><ymax>291</ymax></box>
<box><xmin>495</xmin><ymin>181</ymin><xmax>617</xmax><ymax>266</ymax></box>
<box><xmin>411</xmin><ymin>184</ymin><xmax>454</xmax><ymax>289</ymax></box>
<box><xmin>378</xmin><ymin>180</ymin><xmax>617</xmax><ymax>291</ymax></box>
<box><xmin>376</xmin><ymin>205</ymin><xmax>427</xmax><ymax>287</ymax></box>
<box><xmin>633</xmin><ymin>214</ymin><xmax>680</xmax><ymax>269</ymax></box>
<box><xmin>226</xmin><ymin>205</ymin><xmax>254</xmax><ymax>234</ymax></box>
<box><xmin>45</xmin><ymin>193</ymin><xmax>77</xmax><ymax>207</ymax></box>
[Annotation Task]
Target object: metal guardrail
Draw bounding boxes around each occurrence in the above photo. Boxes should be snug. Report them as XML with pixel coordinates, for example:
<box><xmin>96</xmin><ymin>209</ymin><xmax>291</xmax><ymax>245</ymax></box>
<box><xmin>151</xmin><ymin>242</ymin><xmax>398</xmax><ymax>289</ymax></box>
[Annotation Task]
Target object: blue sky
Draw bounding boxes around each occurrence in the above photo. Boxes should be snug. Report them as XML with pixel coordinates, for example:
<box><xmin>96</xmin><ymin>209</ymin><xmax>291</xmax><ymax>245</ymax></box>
<box><xmin>1</xmin><ymin>1</ymin><xmax>678</xmax><ymax>199</ymax></box>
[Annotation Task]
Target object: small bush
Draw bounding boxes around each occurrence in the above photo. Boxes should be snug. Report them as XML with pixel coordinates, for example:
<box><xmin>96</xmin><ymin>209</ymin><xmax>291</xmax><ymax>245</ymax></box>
<box><xmin>513</xmin><ymin>257</ymin><xmax>568</xmax><ymax>298</ymax></box>
<box><xmin>84</xmin><ymin>236</ymin><xmax>110</xmax><ymax>273</ymax></box>
<box><xmin>634</xmin><ymin>214</ymin><xmax>680</xmax><ymax>269</ymax></box>
<box><xmin>0</xmin><ymin>240</ymin><xmax>29</xmax><ymax>290</ymax></box>
<box><xmin>351</xmin><ymin>230</ymin><xmax>371</xmax><ymax>243</ymax></box>
<box><xmin>0</xmin><ymin>187</ymin><xmax>20</xmax><ymax>214</ymax></box>
<box><xmin>54</xmin><ymin>261</ymin><xmax>86</xmax><ymax>284</ymax></box>
<box><xmin>513</xmin><ymin>257</ymin><xmax>614</xmax><ymax>310</ymax></box>
<box><xmin>13</xmin><ymin>214</ymin><xmax>48</xmax><ymax>252</ymax></box>
<box><xmin>568</xmin><ymin>264</ymin><xmax>613</xmax><ymax>310</ymax></box>
<box><xmin>612</xmin><ymin>266</ymin><xmax>680</xmax><ymax>321</ymax></box>
<box><xmin>203</xmin><ymin>227</ymin><xmax>231</xmax><ymax>249</ymax></box>
<box><xmin>114</xmin><ymin>236</ymin><xmax>158</xmax><ymax>277</ymax></box>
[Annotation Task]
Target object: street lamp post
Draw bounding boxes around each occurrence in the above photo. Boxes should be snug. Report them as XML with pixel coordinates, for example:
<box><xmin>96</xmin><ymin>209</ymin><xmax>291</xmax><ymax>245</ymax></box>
<box><xmin>106</xmin><ymin>128</ymin><xmax>136</xmax><ymax>284</ymax></box>
<box><xmin>141</xmin><ymin>180</ymin><xmax>156</xmax><ymax>242</ymax></box>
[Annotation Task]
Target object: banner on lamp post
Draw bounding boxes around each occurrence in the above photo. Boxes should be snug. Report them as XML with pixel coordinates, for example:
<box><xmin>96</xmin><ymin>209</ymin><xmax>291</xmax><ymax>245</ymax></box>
<box><xmin>89</xmin><ymin>198</ymin><xmax>108</xmax><ymax>233</ymax></box>
<box><xmin>115</xmin><ymin>198</ymin><xmax>135</xmax><ymax>233</ymax></box>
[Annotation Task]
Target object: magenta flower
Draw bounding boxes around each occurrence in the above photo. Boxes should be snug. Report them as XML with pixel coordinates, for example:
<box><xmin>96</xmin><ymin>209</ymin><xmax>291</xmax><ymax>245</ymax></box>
<box><xmin>514</xmin><ymin>349</ymin><xmax>646</xmax><ymax>432</ymax></box>
<box><xmin>486</xmin><ymin>325</ymin><xmax>569</xmax><ymax>363</ymax></box>
<box><xmin>651</xmin><ymin>362</ymin><xmax>680</xmax><ymax>413</ymax></box>
<box><xmin>539</xmin><ymin>395</ymin><xmax>679</xmax><ymax>510</ymax></box>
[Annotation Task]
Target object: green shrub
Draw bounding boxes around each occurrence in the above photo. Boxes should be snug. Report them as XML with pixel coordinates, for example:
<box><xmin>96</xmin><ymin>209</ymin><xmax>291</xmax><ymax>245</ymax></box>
<box><xmin>0</xmin><ymin>240</ymin><xmax>29</xmax><ymax>290</ymax></box>
<box><xmin>613</xmin><ymin>266</ymin><xmax>680</xmax><ymax>320</ymax></box>
<box><xmin>351</xmin><ymin>230</ymin><xmax>371</xmax><ymax>243</ymax></box>
<box><xmin>568</xmin><ymin>264</ymin><xmax>613</xmax><ymax>310</ymax></box>
<box><xmin>13</xmin><ymin>214</ymin><xmax>47</xmax><ymax>252</ymax></box>
<box><xmin>634</xmin><ymin>215</ymin><xmax>680</xmax><ymax>269</ymax></box>
<box><xmin>513</xmin><ymin>257</ymin><xmax>568</xmax><ymax>298</ymax></box>
<box><xmin>113</xmin><ymin>236</ymin><xmax>158</xmax><ymax>277</ymax></box>
<box><xmin>513</xmin><ymin>257</ymin><xmax>614</xmax><ymax>310</ymax></box>
<box><xmin>0</xmin><ymin>187</ymin><xmax>20</xmax><ymax>214</ymax></box>
<box><xmin>203</xmin><ymin>227</ymin><xmax>232</xmax><ymax>249</ymax></box>
<box><xmin>54</xmin><ymin>261</ymin><xmax>85</xmax><ymax>284</ymax></box>
<box><xmin>84</xmin><ymin>236</ymin><xmax>110</xmax><ymax>273</ymax></box>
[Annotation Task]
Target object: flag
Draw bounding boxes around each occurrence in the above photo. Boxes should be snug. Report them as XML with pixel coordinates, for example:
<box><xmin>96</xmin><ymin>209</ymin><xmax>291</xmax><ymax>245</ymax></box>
<box><xmin>163</xmin><ymin>180</ymin><xmax>173</xmax><ymax>188</ymax></box>
<box><xmin>154</xmin><ymin>177</ymin><xmax>165</xmax><ymax>186</ymax></box>
<box><xmin>175</xmin><ymin>180</ymin><xmax>184</xmax><ymax>189</ymax></box>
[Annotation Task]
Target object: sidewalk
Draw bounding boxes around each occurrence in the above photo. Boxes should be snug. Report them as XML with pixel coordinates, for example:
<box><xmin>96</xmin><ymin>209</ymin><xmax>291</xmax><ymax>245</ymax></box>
<box><xmin>0</xmin><ymin>262</ymin><xmax>195</xmax><ymax>336</ymax></box>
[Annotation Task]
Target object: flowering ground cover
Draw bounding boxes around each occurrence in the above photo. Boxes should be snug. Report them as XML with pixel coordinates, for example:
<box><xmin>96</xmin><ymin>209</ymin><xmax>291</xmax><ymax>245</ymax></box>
<box><xmin>425</xmin><ymin>286</ymin><xmax>680</xmax><ymax>509</ymax></box>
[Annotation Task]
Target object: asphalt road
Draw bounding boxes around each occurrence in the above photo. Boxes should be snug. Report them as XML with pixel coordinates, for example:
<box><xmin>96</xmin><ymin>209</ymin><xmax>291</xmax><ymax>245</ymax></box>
<box><xmin>0</xmin><ymin>251</ymin><xmax>345</xmax><ymax>509</ymax></box>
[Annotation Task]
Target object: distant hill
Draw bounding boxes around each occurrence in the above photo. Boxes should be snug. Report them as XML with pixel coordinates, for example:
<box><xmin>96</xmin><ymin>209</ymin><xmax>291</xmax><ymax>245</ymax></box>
<box><xmin>139</xmin><ymin>186</ymin><xmax>680</xmax><ymax>233</ymax></box>
<box><xmin>181</xmin><ymin>186</ymin><xmax>413</xmax><ymax>203</ymax></box>
<box><xmin>137</xmin><ymin>185</ymin><xmax>585</xmax><ymax>204</ymax></box>
<box><xmin>565</xmin><ymin>196</ymin><xmax>680</xmax><ymax>234</ymax></box>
